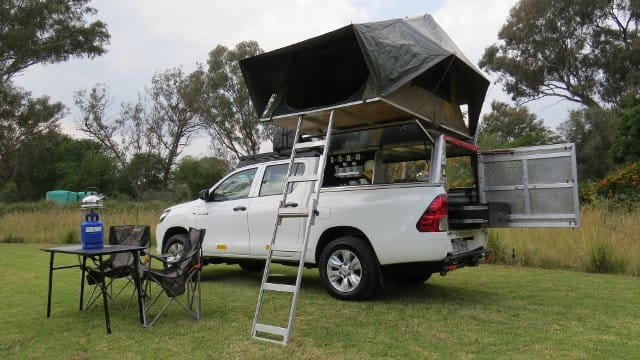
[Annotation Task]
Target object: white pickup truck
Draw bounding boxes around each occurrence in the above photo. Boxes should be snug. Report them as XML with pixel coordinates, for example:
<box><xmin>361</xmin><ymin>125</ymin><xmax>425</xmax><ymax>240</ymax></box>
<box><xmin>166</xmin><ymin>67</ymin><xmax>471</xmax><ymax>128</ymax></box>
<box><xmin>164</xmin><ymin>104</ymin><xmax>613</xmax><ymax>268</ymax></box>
<box><xmin>156</xmin><ymin>124</ymin><xmax>580</xmax><ymax>300</ymax></box>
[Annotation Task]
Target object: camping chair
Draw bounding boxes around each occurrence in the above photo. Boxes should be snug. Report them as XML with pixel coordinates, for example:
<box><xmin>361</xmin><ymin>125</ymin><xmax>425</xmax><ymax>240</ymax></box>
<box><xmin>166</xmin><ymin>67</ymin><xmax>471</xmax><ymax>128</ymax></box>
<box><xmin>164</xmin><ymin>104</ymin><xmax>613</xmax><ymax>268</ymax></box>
<box><xmin>142</xmin><ymin>228</ymin><xmax>205</xmax><ymax>328</ymax></box>
<box><xmin>84</xmin><ymin>225</ymin><xmax>151</xmax><ymax>310</ymax></box>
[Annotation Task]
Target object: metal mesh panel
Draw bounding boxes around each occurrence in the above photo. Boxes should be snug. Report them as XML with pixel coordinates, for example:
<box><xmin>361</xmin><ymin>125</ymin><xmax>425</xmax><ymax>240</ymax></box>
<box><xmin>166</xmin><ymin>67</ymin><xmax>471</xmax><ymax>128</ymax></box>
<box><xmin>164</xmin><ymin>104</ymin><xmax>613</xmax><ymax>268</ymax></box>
<box><xmin>482</xmin><ymin>161</ymin><xmax>523</xmax><ymax>186</ymax></box>
<box><xmin>529</xmin><ymin>188</ymin><xmax>574</xmax><ymax>214</ymax></box>
<box><xmin>527</xmin><ymin>157</ymin><xmax>572</xmax><ymax>184</ymax></box>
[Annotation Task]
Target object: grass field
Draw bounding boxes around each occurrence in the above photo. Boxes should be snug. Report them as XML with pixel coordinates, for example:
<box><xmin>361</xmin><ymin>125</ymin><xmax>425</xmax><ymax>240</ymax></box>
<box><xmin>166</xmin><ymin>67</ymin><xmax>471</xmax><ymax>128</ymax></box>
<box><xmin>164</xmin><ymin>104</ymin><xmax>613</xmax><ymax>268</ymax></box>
<box><xmin>489</xmin><ymin>206</ymin><xmax>640</xmax><ymax>275</ymax></box>
<box><xmin>0</xmin><ymin>201</ymin><xmax>165</xmax><ymax>245</ymax></box>
<box><xmin>1</xmin><ymin>202</ymin><xmax>638</xmax><ymax>276</ymax></box>
<box><xmin>1</xmin><ymin>243</ymin><xmax>638</xmax><ymax>359</ymax></box>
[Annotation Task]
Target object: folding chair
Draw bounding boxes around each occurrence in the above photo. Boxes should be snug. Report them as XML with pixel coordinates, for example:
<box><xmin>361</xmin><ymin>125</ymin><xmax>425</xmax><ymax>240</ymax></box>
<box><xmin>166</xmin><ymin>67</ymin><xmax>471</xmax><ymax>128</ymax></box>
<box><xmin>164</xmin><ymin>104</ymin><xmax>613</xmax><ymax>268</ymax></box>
<box><xmin>142</xmin><ymin>228</ymin><xmax>205</xmax><ymax>327</ymax></box>
<box><xmin>84</xmin><ymin>225</ymin><xmax>151</xmax><ymax>310</ymax></box>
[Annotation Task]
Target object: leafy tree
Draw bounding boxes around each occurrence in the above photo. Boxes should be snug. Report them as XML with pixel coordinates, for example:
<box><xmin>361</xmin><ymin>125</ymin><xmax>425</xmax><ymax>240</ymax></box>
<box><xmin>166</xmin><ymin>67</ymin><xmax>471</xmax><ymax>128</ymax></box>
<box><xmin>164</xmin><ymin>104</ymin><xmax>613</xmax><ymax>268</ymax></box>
<box><xmin>477</xmin><ymin>101</ymin><xmax>560</xmax><ymax>149</ymax></box>
<box><xmin>0</xmin><ymin>181</ymin><xmax>18</xmax><ymax>202</ymax></box>
<box><xmin>0</xmin><ymin>0</ymin><xmax>110</xmax><ymax>81</ymax></box>
<box><xmin>612</xmin><ymin>96</ymin><xmax>640</xmax><ymax>162</ymax></box>
<box><xmin>480</xmin><ymin>0</ymin><xmax>639</xmax><ymax>107</ymax></box>
<box><xmin>196</xmin><ymin>41</ymin><xmax>267</xmax><ymax>158</ymax></box>
<box><xmin>124</xmin><ymin>152</ymin><xmax>165</xmax><ymax>192</ymax></box>
<box><xmin>0</xmin><ymin>82</ymin><xmax>63</xmax><ymax>185</ymax></box>
<box><xmin>558</xmin><ymin>107</ymin><xmax>618</xmax><ymax>179</ymax></box>
<box><xmin>172</xmin><ymin>156</ymin><xmax>229</xmax><ymax>197</ymax></box>
<box><xmin>52</xmin><ymin>136</ymin><xmax>120</xmax><ymax>193</ymax></box>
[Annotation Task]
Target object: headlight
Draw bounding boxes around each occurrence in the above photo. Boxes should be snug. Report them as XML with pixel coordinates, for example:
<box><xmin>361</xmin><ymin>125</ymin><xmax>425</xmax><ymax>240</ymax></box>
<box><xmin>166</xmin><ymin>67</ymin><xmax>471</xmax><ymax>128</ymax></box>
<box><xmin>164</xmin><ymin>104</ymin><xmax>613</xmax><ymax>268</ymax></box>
<box><xmin>159</xmin><ymin>209</ymin><xmax>171</xmax><ymax>223</ymax></box>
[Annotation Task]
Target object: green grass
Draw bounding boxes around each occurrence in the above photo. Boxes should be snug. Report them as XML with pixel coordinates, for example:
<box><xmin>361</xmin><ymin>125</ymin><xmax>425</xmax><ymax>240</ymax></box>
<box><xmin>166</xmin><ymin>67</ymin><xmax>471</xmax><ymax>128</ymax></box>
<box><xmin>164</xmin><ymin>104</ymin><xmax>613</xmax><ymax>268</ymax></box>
<box><xmin>1</xmin><ymin>244</ymin><xmax>639</xmax><ymax>359</ymax></box>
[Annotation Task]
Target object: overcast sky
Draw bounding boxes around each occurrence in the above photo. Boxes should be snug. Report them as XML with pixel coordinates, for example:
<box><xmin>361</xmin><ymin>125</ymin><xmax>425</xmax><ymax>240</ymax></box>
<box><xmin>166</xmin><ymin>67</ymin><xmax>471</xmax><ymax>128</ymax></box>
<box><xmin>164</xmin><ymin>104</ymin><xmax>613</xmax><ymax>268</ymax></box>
<box><xmin>13</xmin><ymin>0</ymin><xmax>578</xmax><ymax>156</ymax></box>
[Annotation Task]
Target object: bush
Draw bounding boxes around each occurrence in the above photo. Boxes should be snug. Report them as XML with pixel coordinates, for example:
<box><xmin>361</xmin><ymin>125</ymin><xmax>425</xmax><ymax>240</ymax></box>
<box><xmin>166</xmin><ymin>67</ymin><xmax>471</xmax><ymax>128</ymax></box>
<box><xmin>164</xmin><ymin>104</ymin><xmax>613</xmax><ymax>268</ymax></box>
<box><xmin>594</xmin><ymin>162</ymin><xmax>640</xmax><ymax>210</ymax></box>
<box><xmin>0</xmin><ymin>182</ymin><xmax>19</xmax><ymax>203</ymax></box>
<box><xmin>487</xmin><ymin>233</ymin><xmax>509</xmax><ymax>264</ymax></box>
<box><xmin>589</xmin><ymin>243</ymin><xmax>613</xmax><ymax>273</ymax></box>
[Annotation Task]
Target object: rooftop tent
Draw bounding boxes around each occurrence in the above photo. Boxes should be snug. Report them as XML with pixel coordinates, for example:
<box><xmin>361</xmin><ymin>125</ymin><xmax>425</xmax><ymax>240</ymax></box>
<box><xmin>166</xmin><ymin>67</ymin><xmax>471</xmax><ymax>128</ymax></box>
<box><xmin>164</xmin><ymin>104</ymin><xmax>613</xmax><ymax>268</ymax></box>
<box><xmin>239</xmin><ymin>14</ymin><xmax>489</xmax><ymax>139</ymax></box>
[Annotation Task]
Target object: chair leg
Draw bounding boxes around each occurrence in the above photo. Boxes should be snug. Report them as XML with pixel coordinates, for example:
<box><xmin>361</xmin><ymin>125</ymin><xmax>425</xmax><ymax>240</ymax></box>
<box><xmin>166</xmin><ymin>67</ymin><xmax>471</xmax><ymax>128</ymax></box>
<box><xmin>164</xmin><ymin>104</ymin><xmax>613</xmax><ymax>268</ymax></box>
<box><xmin>145</xmin><ymin>297</ymin><xmax>175</xmax><ymax>328</ymax></box>
<box><xmin>196</xmin><ymin>270</ymin><xmax>202</xmax><ymax>319</ymax></box>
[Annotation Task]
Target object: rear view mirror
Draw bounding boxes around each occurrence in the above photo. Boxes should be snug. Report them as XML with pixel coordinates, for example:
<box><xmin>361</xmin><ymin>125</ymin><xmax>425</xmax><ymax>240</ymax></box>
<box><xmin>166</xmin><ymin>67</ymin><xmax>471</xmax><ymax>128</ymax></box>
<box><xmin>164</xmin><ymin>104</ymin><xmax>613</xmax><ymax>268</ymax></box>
<box><xmin>198</xmin><ymin>189</ymin><xmax>209</xmax><ymax>201</ymax></box>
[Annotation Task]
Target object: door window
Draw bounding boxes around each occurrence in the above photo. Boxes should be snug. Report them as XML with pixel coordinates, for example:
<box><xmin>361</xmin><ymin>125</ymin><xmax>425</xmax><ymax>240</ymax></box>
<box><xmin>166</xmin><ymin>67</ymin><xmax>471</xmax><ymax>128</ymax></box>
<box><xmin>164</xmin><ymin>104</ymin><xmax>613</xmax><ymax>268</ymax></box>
<box><xmin>212</xmin><ymin>168</ymin><xmax>257</xmax><ymax>201</ymax></box>
<box><xmin>259</xmin><ymin>163</ymin><xmax>305</xmax><ymax>197</ymax></box>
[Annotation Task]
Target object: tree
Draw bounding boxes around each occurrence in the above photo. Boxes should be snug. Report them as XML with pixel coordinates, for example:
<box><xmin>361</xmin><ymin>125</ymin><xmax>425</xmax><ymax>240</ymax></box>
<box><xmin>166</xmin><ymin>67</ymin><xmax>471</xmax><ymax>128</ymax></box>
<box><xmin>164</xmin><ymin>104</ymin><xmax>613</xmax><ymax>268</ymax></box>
<box><xmin>480</xmin><ymin>0</ymin><xmax>639</xmax><ymax>108</ymax></box>
<box><xmin>75</xmin><ymin>68</ymin><xmax>205</xmax><ymax>197</ymax></box>
<box><xmin>612</xmin><ymin>96</ymin><xmax>640</xmax><ymax>162</ymax></box>
<box><xmin>124</xmin><ymin>152</ymin><xmax>165</xmax><ymax>193</ymax></box>
<box><xmin>0</xmin><ymin>0</ymin><xmax>110</xmax><ymax>82</ymax></box>
<box><xmin>52</xmin><ymin>136</ymin><xmax>120</xmax><ymax>194</ymax></box>
<box><xmin>172</xmin><ymin>156</ymin><xmax>229</xmax><ymax>197</ymax></box>
<box><xmin>0</xmin><ymin>82</ymin><xmax>63</xmax><ymax>185</ymax></box>
<box><xmin>477</xmin><ymin>101</ymin><xmax>560</xmax><ymax>149</ymax></box>
<box><xmin>196</xmin><ymin>41</ymin><xmax>267</xmax><ymax>158</ymax></box>
<box><xmin>558</xmin><ymin>107</ymin><xmax>618</xmax><ymax>179</ymax></box>
<box><xmin>147</xmin><ymin>68</ymin><xmax>205</xmax><ymax>186</ymax></box>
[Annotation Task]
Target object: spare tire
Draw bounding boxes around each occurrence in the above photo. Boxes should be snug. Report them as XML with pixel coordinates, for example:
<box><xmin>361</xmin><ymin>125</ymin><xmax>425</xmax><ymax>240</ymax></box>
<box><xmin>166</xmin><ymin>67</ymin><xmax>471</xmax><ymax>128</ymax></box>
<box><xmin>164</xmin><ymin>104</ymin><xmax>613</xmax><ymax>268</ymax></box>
<box><xmin>272</xmin><ymin>127</ymin><xmax>298</xmax><ymax>153</ymax></box>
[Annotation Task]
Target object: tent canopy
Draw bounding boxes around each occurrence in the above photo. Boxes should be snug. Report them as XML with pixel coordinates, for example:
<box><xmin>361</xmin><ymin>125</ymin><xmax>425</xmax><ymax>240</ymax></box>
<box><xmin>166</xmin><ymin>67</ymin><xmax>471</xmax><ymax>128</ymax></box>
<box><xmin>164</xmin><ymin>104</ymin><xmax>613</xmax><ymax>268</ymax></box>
<box><xmin>240</xmin><ymin>14</ymin><xmax>489</xmax><ymax>138</ymax></box>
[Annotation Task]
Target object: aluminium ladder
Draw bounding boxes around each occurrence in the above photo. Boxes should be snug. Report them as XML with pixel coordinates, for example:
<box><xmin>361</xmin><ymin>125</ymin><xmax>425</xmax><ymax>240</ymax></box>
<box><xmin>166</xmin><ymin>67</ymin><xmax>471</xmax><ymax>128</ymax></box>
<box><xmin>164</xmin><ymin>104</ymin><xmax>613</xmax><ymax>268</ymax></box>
<box><xmin>251</xmin><ymin>111</ymin><xmax>335</xmax><ymax>345</ymax></box>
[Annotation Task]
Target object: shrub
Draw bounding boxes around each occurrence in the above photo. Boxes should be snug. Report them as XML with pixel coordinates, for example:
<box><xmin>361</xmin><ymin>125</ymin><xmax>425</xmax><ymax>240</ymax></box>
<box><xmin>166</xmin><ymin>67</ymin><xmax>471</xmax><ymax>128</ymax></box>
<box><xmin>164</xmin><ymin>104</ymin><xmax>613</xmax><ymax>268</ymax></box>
<box><xmin>589</xmin><ymin>243</ymin><xmax>613</xmax><ymax>273</ymax></box>
<box><xmin>594</xmin><ymin>162</ymin><xmax>640</xmax><ymax>210</ymax></box>
<box><xmin>0</xmin><ymin>182</ymin><xmax>19</xmax><ymax>203</ymax></box>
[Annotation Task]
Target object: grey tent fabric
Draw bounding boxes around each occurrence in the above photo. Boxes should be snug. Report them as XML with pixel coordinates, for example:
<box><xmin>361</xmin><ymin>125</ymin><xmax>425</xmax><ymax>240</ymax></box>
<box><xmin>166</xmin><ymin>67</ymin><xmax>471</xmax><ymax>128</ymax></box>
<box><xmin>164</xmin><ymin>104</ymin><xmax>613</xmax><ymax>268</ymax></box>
<box><xmin>239</xmin><ymin>14</ymin><xmax>489</xmax><ymax>138</ymax></box>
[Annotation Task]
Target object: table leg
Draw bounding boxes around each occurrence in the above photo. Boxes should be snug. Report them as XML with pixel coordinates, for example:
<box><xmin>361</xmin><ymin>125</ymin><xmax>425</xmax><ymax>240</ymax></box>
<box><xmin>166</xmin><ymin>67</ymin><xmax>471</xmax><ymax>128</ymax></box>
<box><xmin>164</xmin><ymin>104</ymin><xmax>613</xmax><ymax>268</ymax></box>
<box><xmin>80</xmin><ymin>256</ymin><xmax>87</xmax><ymax>310</ymax></box>
<box><xmin>98</xmin><ymin>254</ymin><xmax>111</xmax><ymax>334</ymax></box>
<box><xmin>47</xmin><ymin>252</ymin><xmax>54</xmax><ymax>318</ymax></box>
<box><xmin>133</xmin><ymin>251</ymin><xmax>146</xmax><ymax>326</ymax></box>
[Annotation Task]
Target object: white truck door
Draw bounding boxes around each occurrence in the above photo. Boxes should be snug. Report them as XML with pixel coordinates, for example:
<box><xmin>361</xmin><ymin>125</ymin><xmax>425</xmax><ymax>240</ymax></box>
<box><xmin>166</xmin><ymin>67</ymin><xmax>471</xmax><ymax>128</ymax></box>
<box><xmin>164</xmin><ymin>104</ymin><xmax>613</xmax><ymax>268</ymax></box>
<box><xmin>478</xmin><ymin>143</ymin><xmax>580</xmax><ymax>228</ymax></box>
<box><xmin>197</xmin><ymin>167</ymin><xmax>258</xmax><ymax>255</ymax></box>
<box><xmin>247</xmin><ymin>162</ymin><xmax>306</xmax><ymax>257</ymax></box>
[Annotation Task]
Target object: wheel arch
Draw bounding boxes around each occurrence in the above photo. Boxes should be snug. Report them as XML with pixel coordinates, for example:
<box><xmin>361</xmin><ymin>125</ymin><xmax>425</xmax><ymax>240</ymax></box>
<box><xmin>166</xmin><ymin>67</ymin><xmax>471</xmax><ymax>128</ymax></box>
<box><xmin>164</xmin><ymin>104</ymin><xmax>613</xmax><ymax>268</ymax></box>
<box><xmin>161</xmin><ymin>226</ymin><xmax>189</xmax><ymax>252</ymax></box>
<box><xmin>315</xmin><ymin>226</ymin><xmax>377</xmax><ymax>264</ymax></box>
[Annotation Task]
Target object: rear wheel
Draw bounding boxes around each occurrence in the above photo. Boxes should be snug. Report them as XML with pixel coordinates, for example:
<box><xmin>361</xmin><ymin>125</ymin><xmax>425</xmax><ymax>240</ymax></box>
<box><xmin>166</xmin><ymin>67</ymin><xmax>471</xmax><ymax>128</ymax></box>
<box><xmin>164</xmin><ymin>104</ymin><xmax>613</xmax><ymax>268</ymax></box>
<box><xmin>318</xmin><ymin>236</ymin><xmax>379</xmax><ymax>300</ymax></box>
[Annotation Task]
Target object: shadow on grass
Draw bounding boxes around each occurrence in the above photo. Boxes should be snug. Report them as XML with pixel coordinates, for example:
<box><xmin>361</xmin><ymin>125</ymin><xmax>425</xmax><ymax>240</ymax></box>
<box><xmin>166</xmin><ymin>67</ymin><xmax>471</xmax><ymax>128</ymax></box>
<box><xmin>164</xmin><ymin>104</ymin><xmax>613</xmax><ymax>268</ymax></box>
<box><xmin>199</xmin><ymin>265</ymin><xmax>504</xmax><ymax>306</ymax></box>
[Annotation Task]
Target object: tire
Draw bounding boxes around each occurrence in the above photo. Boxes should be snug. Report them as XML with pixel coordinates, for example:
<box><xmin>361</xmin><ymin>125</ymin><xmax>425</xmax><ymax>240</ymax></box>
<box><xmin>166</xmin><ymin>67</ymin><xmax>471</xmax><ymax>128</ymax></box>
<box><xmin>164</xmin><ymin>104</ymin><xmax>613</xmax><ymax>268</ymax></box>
<box><xmin>318</xmin><ymin>236</ymin><xmax>379</xmax><ymax>301</ymax></box>
<box><xmin>238</xmin><ymin>261</ymin><xmax>265</xmax><ymax>272</ymax></box>
<box><xmin>163</xmin><ymin>233</ymin><xmax>188</xmax><ymax>268</ymax></box>
<box><xmin>272</xmin><ymin>127</ymin><xmax>297</xmax><ymax>153</ymax></box>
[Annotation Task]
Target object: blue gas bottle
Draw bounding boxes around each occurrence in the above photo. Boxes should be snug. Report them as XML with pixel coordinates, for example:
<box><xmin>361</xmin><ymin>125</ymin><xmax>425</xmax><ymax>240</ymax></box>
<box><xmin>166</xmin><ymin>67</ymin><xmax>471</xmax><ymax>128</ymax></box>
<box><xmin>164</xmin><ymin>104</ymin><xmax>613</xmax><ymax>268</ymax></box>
<box><xmin>81</xmin><ymin>212</ymin><xmax>104</xmax><ymax>249</ymax></box>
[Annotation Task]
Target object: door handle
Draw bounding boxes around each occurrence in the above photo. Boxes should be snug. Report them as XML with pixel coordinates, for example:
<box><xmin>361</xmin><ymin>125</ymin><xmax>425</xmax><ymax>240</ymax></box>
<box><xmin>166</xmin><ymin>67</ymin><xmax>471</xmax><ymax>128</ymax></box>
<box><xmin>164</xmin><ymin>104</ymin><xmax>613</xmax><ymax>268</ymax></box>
<box><xmin>233</xmin><ymin>206</ymin><xmax>247</xmax><ymax>212</ymax></box>
<box><xmin>284</xmin><ymin>202</ymin><xmax>298</xmax><ymax>208</ymax></box>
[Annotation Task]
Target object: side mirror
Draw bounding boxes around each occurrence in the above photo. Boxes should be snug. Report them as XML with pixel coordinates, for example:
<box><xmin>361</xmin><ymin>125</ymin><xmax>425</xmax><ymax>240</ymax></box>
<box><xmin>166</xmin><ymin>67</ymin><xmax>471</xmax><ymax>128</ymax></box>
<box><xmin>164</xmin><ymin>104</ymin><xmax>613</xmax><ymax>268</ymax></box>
<box><xmin>198</xmin><ymin>189</ymin><xmax>209</xmax><ymax>201</ymax></box>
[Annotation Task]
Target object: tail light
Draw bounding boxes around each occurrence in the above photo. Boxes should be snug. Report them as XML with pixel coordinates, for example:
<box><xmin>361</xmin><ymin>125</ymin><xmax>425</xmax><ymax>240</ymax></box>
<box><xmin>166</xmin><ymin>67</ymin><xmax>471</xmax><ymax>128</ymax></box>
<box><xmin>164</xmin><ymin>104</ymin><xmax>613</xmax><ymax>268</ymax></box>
<box><xmin>416</xmin><ymin>194</ymin><xmax>448</xmax><ymax>232</ymax></box>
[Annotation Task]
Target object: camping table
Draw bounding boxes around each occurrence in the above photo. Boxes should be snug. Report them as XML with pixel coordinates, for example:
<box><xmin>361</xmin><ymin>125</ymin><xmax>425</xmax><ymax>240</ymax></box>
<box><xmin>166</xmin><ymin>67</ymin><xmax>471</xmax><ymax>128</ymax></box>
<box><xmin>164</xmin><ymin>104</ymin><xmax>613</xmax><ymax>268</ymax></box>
<box><xmin>41</xmin><ymin>245</ymin><xmax>147</xmax><ymax>333</ymax></box>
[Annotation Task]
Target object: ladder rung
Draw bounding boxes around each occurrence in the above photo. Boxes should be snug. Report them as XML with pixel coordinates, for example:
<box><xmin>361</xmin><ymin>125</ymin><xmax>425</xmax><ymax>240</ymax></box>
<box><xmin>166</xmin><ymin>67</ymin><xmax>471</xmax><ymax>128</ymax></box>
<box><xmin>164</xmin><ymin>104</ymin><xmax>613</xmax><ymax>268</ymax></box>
<box><xmin>254</xmin><ymin>323</ymin><xmax>288</xmax><ymax>337</ymax></box>
<box><xmin>271</xmin><ymin>244</ymin><xmax>303</xmax><ymax>253</ymax></box>
<box><xmin>294</xmin><ymin>140</ymin><xmax>325</xmax><ymax>150</ymax></box>
<box><xmin>277</xmin><ymin>207</ymin><xmax>310</xmax><ymax>218</ymax></box>
<box><xmin>263</xmin><ymin>282</ymin><xmax>296</xmax><ymax>293</ymax></box>
<box><xmin>287</xmin><ymin>175</ymin><xmax>319</xmax><ymax>183</ymax></box>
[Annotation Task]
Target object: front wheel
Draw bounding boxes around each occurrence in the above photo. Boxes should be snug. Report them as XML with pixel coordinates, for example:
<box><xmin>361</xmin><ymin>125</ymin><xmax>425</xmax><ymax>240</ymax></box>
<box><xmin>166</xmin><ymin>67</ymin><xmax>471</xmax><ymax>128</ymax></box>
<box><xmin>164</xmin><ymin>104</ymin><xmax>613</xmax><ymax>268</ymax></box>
<box><xmin>162</xmin><ymin>233</ymin><xmax>188</xmax><ymax>268</ymax></box>
<box><xmin>318</xmin><ymin>236</ymin><xmax>379</xmax><ymax>301</ymax></box>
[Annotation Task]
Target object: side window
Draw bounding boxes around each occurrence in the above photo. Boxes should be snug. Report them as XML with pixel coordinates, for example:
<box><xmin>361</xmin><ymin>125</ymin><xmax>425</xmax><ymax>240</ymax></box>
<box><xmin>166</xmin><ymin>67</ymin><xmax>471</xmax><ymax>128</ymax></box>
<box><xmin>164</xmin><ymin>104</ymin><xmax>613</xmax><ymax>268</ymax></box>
<box><xmin>259</xmin><ymin>163</ymin><xmax>305</xmax><ymax>197</ymax></box>
<box><xmin>212</xmin><ymin>168</ymin><xmax>257</xmax><ymax>201</ymax></box>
